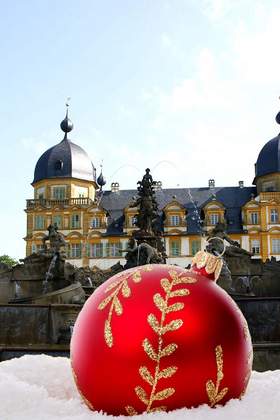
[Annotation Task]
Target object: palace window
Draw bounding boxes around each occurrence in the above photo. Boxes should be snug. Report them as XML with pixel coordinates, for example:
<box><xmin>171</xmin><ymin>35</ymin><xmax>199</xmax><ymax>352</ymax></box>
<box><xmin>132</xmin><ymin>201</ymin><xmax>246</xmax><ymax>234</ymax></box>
<box><xmin>170</xmin><ymin>215</ymin><xmax>180</xmax><ymax>226</ymax></box>
<box><xmin>70</xmin><ymin>243</ymin><xmax>81</xmax><ymax>258</ymax></box>
<box><xmin>31</xmin><ymin>244</ymin><xmax>36</xmax><ymax>253</ymax></box>
<box><xmin>250</xmin><ymin>212</ymin><xmax>259</xmax><ymax>224</ymax></box>
<box><xmin>270</xmin><ymin>209</ymin><xmax>279</xmax><ymax>223</ymax></box>
<box><xmin>53</xmin><ymin>215</ymin><xmax>62</xmax><ymax>229</ymax></box>
<box><xmin>251</xmin><ymin>239</ymin><xmax>260</xmax><ymax>255</ymax></box>
<box><xmin>91</xmin><ymin>217</ymin><xmax>101</xmax><ymax>228</ymax></box>
<box><xmin>76</xmin><ymin>186</ymin><xmax>88</xmax><ymax>198</ymax></box>
<box><xmin>272</xmin><ymin>239</ymin><xmax>280</xmax><ymax>254</ymax></box>
<box><xmin>52</xmin><ymin>186</ymin><xmax>66</xmax><ymax>200</ymax></box>
<box><xmin>37</xmin><ymin>244</ymin><xmax>45</xmax><ymax>252</ymax></box>
<box><xmin>191</xmin><ymin>240</ymin><xmax>201</xmax><ymax>256</ymax></box>
<box><xmin>36</xmin><ymin>187</ymin><xmax>45</xmax><ymax>200</ymax></box>
<box><xmin>170</xmin><ymin>240</ymin><xmax>180</xmax><ymax>257</ymax></box>
<box><xmin>34</xmin><ymin>215</ymin><xmax>45</xmax><ymax>230</ymax></box>
<box><xmin>90</xmin><ymin>243</ymin><xmax>103</xmax><ymax>258</ymax></box>
<box><xmin>106</xmin><ymin>242</ymin><xmax>121</xmax><ymax>257</ymax></box>
<box><xmin>71</xmin><ymin>214</ymin><xmax>80</xmax><ymax>229</ymax></box>
<box><xmin>209</xmin><ymin>213</ymin><xmax>219</xmax><ymax>225</ymax></box>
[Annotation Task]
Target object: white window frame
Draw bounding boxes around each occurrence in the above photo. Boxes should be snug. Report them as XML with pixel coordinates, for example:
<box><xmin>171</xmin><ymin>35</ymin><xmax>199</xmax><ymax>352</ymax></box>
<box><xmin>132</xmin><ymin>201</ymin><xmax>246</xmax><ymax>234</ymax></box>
<box><xmin>170</xmin><ymin>215</ymin><xmax>180</xmax><ymax>226</ymax></box>
<box><xmin>52</xmin><ymin>186</ymin><xmax>66</xmax><ymax>200</ymax></box>
<box><xmin>91</xmin><ymin>217</ymin><xmax>101</xmax><ymax>228</ymax></box>
<box><xmin>71</xmin><ymin>214</ymin><xmax>80</xmax><ymax>229</ymax></box>
<box><xmin>191</xmin><ymin>240</ymin><xmax>201</xmax><ymax>256</ymax></box>
<box><xmin>270</xmin><ymin>209</ymin><xmax>279</xmax><ymax>223</ymax></box>
<box><xmin>272</xmin><ymin>239</ymin><xmax>280</xmax><ymax>254</ymax></box>
<box><xmin>90</xmin><ymin>243</ymin><xmax>103</xmax><ymax>258</ymax></box>
<box><xmin>250</xmin><ymin>212</ymin><xmax>258</xmax><ymax>224</ymax></box>
<box><xmin>251</xmin><ymin>239</ymin><xmax>260</xmax><ymax>255</ymax></box>
<box><xmin>53</xmin><ymin>215</ymin><xmax>62</xmax><ymax>228</ymax></box>
<box><xmin>170</xmin><ymin>241</ymin><xmax>180</xmax><ymax>257</ymax></box>
<box><xmin>209</xmin><ymin>213</ymin><xmax>219</xmax><ymax>225</ymax></box>
<box><xmin>70</xmin><ymin>243</ymin><xmax>81</xmax><ymax>258</ymax></box>
<box><xmin>34</xmin><ymin>215</ymin><xmax>45</xmax><ymax>229</ymax></box>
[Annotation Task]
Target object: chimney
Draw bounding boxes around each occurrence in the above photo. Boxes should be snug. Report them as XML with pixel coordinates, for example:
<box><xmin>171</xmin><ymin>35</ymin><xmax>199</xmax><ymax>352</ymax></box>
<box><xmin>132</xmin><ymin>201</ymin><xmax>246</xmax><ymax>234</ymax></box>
<box><xmin>208</xmin><ymin>179</ymin><xmax>215</xmax><ymax>189</ymax></box>
<box><xmin>153</xmin><ymin>181</ymin><xmax>162</xmax><ymax>191</ymax></box>
<box><xmin>239</xmin><ymin>181</ymin><xmax>244</xmax><ymax>188</ymax></box>
<box><xmin>111</xmin><ymin>182</ymin><xmax>120</xmax><ymax>192</ymax></box>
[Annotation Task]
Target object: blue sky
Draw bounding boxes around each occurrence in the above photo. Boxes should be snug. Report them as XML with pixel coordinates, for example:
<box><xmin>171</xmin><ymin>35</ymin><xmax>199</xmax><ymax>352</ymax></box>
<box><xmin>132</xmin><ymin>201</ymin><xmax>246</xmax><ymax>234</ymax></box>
<box><xmin>1</xmin><ymin>0</ymin><xmax>280</xmax><ymax>259</ymax></box>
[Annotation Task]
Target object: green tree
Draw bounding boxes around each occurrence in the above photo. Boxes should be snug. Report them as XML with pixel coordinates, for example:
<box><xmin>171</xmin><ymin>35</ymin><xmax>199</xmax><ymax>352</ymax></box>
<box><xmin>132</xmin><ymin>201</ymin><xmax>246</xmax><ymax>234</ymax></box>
<box><xmin>0</xmin><ymin>255</ymin><xmax>18</xmax><ymax>268</ymax></box>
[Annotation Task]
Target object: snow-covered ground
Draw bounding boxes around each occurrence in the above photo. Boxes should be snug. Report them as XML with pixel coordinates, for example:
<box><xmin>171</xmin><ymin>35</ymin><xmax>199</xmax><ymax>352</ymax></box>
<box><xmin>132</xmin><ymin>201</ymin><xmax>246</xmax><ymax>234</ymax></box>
<box><xmin>0</xmin><ymin>355</ymin><xmax>279</xmax><ymax>420</ymax></box>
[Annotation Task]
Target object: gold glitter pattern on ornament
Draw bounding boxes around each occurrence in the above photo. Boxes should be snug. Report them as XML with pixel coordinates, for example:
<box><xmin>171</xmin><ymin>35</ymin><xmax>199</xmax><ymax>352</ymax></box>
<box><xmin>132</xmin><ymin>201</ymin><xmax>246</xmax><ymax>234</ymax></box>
<box><xmin>206</xmin><ymin>345</ymin><xmax>228</xmax><ymax>407</ymax></box>
<box><xmin>127</xmin><ymin>269</ymin><xmax>196</xmax><ymax>414</ymax></box>
<box><xmin>98</xmin><ymin>269</ymin><xmax>142</xmax><ymax>347</ymax></box>
<box><xmin>191</xmin><ymin>251</ymin><xmax>223</xmax><ymax>281</ymax></box>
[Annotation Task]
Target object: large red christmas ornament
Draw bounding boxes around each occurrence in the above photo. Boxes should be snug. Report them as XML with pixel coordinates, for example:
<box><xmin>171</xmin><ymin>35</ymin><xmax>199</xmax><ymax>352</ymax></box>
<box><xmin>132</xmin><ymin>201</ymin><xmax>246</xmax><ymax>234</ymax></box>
<box><xmin>71</xmin><ymin>252</ymin><xmax>253</xmax><ymax>416</ymax></box>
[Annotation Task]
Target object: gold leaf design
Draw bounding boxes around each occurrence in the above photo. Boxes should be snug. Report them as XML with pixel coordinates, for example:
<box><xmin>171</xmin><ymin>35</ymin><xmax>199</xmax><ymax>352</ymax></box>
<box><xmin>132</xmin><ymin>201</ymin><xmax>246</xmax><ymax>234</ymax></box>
<box><xmin>135</xmin><ymin>386</ymin><xmax>149</xmax><ymax>405</ymax></box>
<box><xmin>175</xmin><ymin>276</ymin><xmax>198</xmax><ymax>284</ymax></box>
<box><xmin>149</xmin><ymin>406</ymin><xmax>167</xmax><ymax>413</ymax></box>
<box><xmin>125</xmin><ymin>406</ymin><xmax>138</xmax><ymax>416</ymax></box>
<box><xmin>105</xmin><ymin>278</ymin><xmax>123</xmax><ymax>292</ymax></box>
<box><xmin>161</xmin><ymin>319</ymin><xmax>183</xmax><ymax>334</ymax></box>
<box><xmin>132</xmin><ymin>271</ymin><xmax>141</xmax><ymax>282</ymax></box>
<box><xmin>142</xmin><ymin>265</ymin><xmax>153</xmax><ymax>272</ymax></box>
<box><xmin>132</xmin><ymin>269</ymin><xmax>193</xmax><ymax>413</ymax></box>
<box><xmin>206</xmin><ymin>345</ymin><xmax>228</xmax><ymax>407</ymax></box>
<box><xmin>121</xmin><ymin>280</ymin><xmax>131</xmax><ymax>298</ymax></box>
<box><xmin>104</xmin><ymin>319</ymin><xmax>113</xmax><ymax>348</ymax></box>
<box><xmin>147</xmin><ymin>313</ymin><xmax>161</xmax><ymax>334</ymax></box>
<box><xmin>114</xmin><ymin>296</ymin><xmax>123</xmax><ymax>315</ymax></box>
<box><xmin>153</xmin><ymin>388</ymin><xmax>175</xmax><ymax>401</ymax></box>
<box><xmin>143</xmin><ymin>338</ymin><xmax>158</xmax><ymax>361</ymax></box>
<box><xmin>160</xmin><ymin>343</ymin><xmax>178</xmax><ymax>357</ymax></box>
<box><xmin>139</xmin><ymin>366</ymin><xmax>154</xmax><ymax>386</ymax></box>
<box><xmin>166</xmin><ymin>302</ymin><xmax>184</xmax><ymax>313</ymax></box>
<box><xmin>169</xmin><ymin>289</ymin><xmax>190</xmax><ymax>298</ymax></box>
<box><xmin>98</xmin><ymin>294</ymin><xmax>114</xmax><ymax>310</ymax></box>
<box><xmin>158</xmin><ymin>366</ymin><xmax>177</xmax><ymax>379</ymax></box>
<box><xmin>98</xmin><ymin>270</ymin><xmax>142</xmax><ymax>347</ymax></box>
<box><xmin>161</xmin><ymin>278</ymin><xmax>171</xmax><ymax>293</ymax></box>
<box><xmin>154</xmin><ymin>293</ymin><xmax>166</xmax><ymax>312</ymax></box>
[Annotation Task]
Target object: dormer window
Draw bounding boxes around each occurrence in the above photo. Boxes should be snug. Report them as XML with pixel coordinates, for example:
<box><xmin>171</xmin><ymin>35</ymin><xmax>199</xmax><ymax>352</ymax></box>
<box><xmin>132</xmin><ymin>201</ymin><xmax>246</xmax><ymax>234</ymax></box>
<box><xmin>91</xmin><ymin>217</ymin><xmax>101</xmax><ymax>228</ymax></box>
<box><xmin>170</xmin><ymin>215</ymin><xmax>180</xmax><ymax>226</ymax></box>
<box><xmin>209</xmin><ymin>213</ymin><xmax>219</xmax><ymax>225</ymax></box>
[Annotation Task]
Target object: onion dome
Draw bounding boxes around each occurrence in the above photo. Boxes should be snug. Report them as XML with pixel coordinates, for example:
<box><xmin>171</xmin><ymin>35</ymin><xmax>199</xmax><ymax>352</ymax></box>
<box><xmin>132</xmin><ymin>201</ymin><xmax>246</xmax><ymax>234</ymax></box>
<box><xmin>97</xmin><ymin>168</ymin><xmax>106</xmax><ymax>188</ymax></box>
<box><xmin>254</xmin><ymin>111</ymin><xmax>280</xmax><ymax>183</ymax></box>
<box><xmin>32</xmin><ymin>109</ymin><xmax>96</xmax><ymax>184</ymax></box>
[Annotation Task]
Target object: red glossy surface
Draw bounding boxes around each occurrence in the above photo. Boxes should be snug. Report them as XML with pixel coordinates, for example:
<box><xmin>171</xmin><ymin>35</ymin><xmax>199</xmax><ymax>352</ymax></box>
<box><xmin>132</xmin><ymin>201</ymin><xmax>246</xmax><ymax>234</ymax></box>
<box><xmin>71</xmin><ymin>264</ymin><xmax>252</xmax><ymax>415</ymax></box>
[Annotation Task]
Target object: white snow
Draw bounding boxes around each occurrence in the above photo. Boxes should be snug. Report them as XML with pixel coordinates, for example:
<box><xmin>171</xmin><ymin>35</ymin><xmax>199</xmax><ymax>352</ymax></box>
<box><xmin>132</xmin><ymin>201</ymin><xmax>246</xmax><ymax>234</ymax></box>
<box><xmin>0</xmin><ymin>355</ymin><xmax>279</xmax><ymax>420</ymax></box>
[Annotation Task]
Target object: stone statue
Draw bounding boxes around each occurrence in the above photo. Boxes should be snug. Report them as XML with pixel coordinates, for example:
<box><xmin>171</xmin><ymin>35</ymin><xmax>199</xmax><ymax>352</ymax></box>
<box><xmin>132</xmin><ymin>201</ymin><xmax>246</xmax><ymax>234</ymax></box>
<box><xmin>130</xmin><ymin>168</ymin><xmax>159</xmax><ymax>235</ymax></box>
<box><xmin>207</xmin><ymin>223</ymin><xmax>252</xmax><ymax>257</ymax></box>
<box><xmin>121</xmin><ymin>238</ymin><xmax>163</xmax><ymax>268</ymax></box>
<box><xmin>42</xmin><ymin>224</ymin><xmax>66</xmax><ymax>254</ymax></box>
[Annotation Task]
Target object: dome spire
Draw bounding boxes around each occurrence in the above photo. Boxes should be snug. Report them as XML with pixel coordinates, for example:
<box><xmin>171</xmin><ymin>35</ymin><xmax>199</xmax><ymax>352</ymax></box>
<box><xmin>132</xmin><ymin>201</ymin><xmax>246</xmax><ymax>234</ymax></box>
<box><xmin>97</xmin><ymin>162</ymin><xmax>106</xmax><ymax>190</ymax></box>
<box><xmin>60</xmin><ymin>97</ymin><xmax>73</xmax><ymax>139</ymax></box>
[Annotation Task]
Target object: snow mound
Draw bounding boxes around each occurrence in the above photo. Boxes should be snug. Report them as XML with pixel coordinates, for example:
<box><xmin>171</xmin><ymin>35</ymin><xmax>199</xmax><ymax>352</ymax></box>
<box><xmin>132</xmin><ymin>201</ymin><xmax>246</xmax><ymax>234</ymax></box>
<box><xmin>0</xmin><ymin>355</ymin><xmax>279</xmax><ymax>420</ymax></box>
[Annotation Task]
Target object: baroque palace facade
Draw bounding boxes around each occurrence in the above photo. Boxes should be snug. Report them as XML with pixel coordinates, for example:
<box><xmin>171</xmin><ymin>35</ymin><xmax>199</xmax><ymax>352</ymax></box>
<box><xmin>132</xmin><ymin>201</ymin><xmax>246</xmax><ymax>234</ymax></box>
<box><xmin>25</xmin><ymin>109</ymin><xmax>280</xmax><ymax>268</ymax></box>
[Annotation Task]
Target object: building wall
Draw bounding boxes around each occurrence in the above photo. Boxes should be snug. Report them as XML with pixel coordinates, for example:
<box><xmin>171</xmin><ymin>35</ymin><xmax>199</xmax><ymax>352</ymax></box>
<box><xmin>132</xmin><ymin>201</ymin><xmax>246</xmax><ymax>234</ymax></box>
<box><xmin>25</xmin><ymin>178</ymin><xmax>280</xmax><ymax>268</ymax></box>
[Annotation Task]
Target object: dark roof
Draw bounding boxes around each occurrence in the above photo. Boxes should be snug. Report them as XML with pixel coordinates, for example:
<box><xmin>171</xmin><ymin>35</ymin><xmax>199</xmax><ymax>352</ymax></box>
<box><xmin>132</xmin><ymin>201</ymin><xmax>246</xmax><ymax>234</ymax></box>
<box><xmin>254</xmin><ymin>135</ymin><xmax>280</xmax><ymax>181</ymax></box>
<box><xmin>33</xmin><ymin>138</ymin><xmax>96</xmax><ymax>184</ymax></box>
<box><xmin>100</xmin><ymin>186</ymin><xmax>256</xmax><ymax>235</ymax></box>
